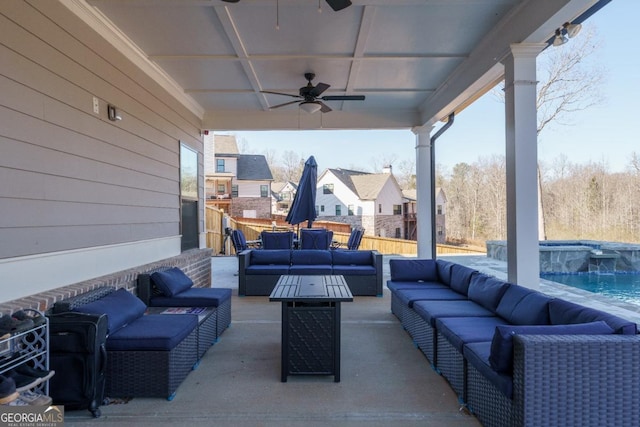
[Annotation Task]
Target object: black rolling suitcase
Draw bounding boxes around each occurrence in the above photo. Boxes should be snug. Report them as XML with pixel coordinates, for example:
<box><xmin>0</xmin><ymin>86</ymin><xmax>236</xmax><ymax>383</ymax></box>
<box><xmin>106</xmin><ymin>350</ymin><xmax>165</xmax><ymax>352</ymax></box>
<box><xmin>47</xmin><ymin>312</ymin><xmax>108</xmax><ymax>418</ymax></box>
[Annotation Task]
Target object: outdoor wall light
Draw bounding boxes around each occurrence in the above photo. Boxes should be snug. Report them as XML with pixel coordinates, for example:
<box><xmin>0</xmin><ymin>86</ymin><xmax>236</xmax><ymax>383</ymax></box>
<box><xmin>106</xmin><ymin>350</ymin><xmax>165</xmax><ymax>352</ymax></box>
<box><xmin>107</xmin><ymin>104</ymin><xmax>122</xmax><ymax>121</ymax></box>
<box><xmin>553</xmin><ymin>21</ymin><xmax>581</xmax><ymax>47</ymax></box>
<box><xmin>299</xmin><ymin>101</ymin><xmax>322</xmax><ymax>114</ymax></box>
<box><xmin>553</xmin><ymin>29</ymin><xmax>568</xmax><ymax>46</ymax></box>
<box><xmin>563</xmin><ymin>21</ymin><xmax>582</xmax><ymax>38</ymax></box>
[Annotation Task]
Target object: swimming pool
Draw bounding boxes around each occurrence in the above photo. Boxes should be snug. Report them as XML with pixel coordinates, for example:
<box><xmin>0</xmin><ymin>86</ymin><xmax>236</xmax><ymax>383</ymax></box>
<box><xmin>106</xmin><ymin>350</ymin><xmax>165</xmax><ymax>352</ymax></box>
<box><xmin>543</xmin><ymin>273</ymin><xmax>640</xmax><ymax>305</ymax></box>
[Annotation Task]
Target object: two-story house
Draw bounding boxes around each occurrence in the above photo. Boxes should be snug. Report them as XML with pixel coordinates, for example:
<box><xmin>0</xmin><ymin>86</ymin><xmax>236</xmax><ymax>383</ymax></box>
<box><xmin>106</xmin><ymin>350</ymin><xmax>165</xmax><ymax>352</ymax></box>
<box><xmin>316</xmin><ymin>167</ymin><xmax>405</xmax><ymax>238</ymax></box>
<box><xmin>271</xmin><ymin>181</ymin><xmax>298</xmax><ymax>217</ymax></box>
<box><xmin>402</xmin><ymin>188</ymin><xmax>447</xmax><ymax>242</ymax></box>
<box><xmin>205</xmin><ymin>134</ymin><xmax>273</xmax><ymax>219</ymax></box>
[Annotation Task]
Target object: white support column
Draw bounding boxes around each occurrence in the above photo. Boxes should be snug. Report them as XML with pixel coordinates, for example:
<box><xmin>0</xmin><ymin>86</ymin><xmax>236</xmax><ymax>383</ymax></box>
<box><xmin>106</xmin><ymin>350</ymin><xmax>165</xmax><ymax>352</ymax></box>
<box><xmin>413</xmin><ymin>125</ymin><xmax>435</xmax><ymax>259</ymax></box>
<box><xmin>503</xmin><ymin>43</ymin><xmax>545</xmax><ymax>289</ymax></box>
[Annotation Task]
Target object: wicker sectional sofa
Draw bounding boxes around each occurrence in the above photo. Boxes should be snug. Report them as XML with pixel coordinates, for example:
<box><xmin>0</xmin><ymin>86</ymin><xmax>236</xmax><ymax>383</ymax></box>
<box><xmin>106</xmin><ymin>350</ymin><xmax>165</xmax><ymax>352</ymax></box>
<box><xmin>52</xmin><ymin>286</ymin><xmax>199</xmax><ymax>400</ymax></box>
<box><xmin>388</xmin><ymin>258</ymin><xmax>640</xmax><ymax>427</ymax></box>
<box><xmin>238</xmin><ymin>249</ymin><xmax>383</xmax><ymax>296</ymax></box>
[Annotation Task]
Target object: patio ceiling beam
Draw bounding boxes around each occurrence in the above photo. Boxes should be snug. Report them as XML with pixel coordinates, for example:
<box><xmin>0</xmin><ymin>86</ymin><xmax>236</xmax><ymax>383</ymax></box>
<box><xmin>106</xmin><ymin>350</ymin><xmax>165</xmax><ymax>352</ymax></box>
<box><xmin>148</xmin><ymin>54</ymin><xmax>469</xmax><ymax>61</ymax></box>
<box><xmin>203</xmin><ymin>108</ymin><xmax>419</xmax><ymax>131</ymax></box>
<box><xmin>213</xmin><ymin>5</ymin><xmax>270</xmax><ymax>111</ymax></box>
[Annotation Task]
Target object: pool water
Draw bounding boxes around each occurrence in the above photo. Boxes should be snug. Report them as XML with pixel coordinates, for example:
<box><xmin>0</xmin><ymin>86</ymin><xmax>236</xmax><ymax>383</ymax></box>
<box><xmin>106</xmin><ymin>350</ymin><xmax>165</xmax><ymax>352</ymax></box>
<box><xmin>543</xmin><ymin>273</ymin><xmax>640</xmax><ymax>305</ymax></box>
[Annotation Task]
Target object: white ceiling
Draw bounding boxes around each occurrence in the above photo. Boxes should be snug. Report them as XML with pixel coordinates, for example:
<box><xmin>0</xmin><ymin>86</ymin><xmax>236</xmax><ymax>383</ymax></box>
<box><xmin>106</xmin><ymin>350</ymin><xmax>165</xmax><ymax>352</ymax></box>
<box><xmin>82</xmin><ymin>0</ymin><xmax>604</xmax><ymax>130</ymax></box>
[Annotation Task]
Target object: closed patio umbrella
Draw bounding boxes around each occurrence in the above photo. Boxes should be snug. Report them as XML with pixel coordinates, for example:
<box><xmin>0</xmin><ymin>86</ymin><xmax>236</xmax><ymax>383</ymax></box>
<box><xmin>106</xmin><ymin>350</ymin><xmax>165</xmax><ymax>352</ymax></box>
<box><xmin>286</xmin><ymin>156</ymin><xmax>318</xmax><ymax>229</ymax></box>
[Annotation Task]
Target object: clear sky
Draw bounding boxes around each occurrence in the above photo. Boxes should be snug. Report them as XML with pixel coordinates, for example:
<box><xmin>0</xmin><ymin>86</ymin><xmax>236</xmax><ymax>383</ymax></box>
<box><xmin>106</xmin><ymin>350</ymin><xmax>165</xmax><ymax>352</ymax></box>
<box><xmin>231</xmin><ymin>0</ymin><xmax>639</xmax><ymax>175</ymax></box>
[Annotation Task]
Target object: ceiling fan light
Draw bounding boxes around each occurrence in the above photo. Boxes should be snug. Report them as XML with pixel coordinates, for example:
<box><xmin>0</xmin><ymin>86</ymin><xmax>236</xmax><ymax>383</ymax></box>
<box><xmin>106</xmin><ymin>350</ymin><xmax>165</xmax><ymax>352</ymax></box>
<box><xmin>299</xmin><ymin>101</ymin><xmax>322</xmax><ymax>114</ymax></box>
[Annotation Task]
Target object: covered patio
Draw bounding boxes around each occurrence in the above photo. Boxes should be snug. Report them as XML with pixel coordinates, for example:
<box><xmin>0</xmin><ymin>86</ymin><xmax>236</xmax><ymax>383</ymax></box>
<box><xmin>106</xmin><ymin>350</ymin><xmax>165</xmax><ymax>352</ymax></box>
<box><xmin>0</xmin><ymin>1</ymin><xmax>625</xmax><ymax>425</ymax></box>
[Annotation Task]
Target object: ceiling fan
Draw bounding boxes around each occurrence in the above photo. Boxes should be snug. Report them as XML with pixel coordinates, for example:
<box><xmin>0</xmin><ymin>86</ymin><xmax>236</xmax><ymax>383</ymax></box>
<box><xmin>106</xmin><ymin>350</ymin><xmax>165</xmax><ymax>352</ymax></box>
<box><xmin>221</xmin><ymin>0</ymin><xmax>352</xmax><ymax>12</ymax></box>
<box><xmin>261</xmin><ymin>73</ymin><xmax>365</xmax><ymax>114</ymax></box>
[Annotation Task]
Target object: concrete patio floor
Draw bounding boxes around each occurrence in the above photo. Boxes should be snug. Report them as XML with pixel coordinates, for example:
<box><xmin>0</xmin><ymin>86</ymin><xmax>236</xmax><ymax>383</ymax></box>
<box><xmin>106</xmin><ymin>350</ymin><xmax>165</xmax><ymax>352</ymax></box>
<box><xmin>62</xmin><ymin>252</ymin><xmax>640</xmax><ymax>426</ymax></box>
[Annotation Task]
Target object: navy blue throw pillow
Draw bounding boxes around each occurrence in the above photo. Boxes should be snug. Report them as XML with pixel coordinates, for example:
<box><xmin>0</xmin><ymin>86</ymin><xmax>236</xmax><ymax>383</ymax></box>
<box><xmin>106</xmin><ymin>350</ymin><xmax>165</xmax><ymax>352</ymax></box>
<box><xmin>151</xmin><ymin>267</ymin><xmax>193</xmax><ymax>297</ymax></box>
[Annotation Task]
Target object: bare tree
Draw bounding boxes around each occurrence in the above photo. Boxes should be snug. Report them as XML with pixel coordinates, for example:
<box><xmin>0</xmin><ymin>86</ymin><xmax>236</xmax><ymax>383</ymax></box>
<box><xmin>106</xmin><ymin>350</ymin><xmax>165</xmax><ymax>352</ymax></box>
<box><xmin>629</xmin><ymin>152</ymin><xmax>640</xmax><ymax>175</ymax></box>
<box><xmin>536</xmin><ymin>26</ymin><xmax>605</xmax><ymax>134</ymax></box>
<box><xmin>536</xmin><ymin>27</ymin><xmax>606</xmax><ymax>239</ymax></box>
<box><xmin>395</xmin><ymin>158</ymin><xmax>417</xmax><ymax>190</ymax></box>
<box><xmin>369</xmin><ymin>154</ymin><xmax>399</xmax><ymax>173</ymax></box>
<box><xmin>495</xmin><ymin>25</ymin><xmax>606</xmax><ymax>240</ymax></box>
<box><xmin>280</xmin><ymin>150</ymin><xmax>305</xmax><ymax>182</ymax></box>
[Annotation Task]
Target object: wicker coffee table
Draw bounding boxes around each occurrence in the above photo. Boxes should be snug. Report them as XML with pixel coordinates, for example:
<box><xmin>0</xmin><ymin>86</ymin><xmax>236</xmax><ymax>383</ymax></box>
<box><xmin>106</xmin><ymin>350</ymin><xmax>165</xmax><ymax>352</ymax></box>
<box><xmin>269</xmin><ymin>275</ymin><xmax>353</xmax><ymax>382</ymax></box>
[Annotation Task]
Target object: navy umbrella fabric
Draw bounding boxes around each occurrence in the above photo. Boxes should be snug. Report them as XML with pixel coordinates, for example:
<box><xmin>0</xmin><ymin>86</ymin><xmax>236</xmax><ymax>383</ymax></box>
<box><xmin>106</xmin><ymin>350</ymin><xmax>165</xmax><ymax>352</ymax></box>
<box><xmin>286</xmin><ymin>156</ymin><xmax>318</xmax><ymax>228</ymax></box>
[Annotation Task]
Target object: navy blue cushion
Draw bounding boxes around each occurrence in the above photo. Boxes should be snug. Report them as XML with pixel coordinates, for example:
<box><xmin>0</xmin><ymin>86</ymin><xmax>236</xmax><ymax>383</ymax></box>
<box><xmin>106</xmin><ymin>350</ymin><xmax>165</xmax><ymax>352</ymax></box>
<box><xmin>464</xmin><ymin>342</ymin><xmax>513</xmax><ymax>399</ymax></box>
<box><xmin>395</xmin><ymin>288</ymin><xmax>466</xmax><ymax>308</ymax></box>
<box><xmin>387</xmin><ymin>281</ymin><xmax>448</xmax><ymax>292</ymax></box>
<box><xmin>495</xmin><ymin>285</ymin><xmax>552</xmax><ymax>325</ymax></box>
<box><xmin>246</xmin><ymin>265</ymin><xmax>291</xmax><ymax>275</ymax></box>
<box><xmin>489</xmin><ymin>321</ymin><xmax>615</xmax><ymax>374</ymax></box>
<box><xmin>75</xmin><ymin>288</ymin><xmax>146</xmax><ymax>334</ymax></box>
<box><xmin>332</xmin><ymin>265</ymin><xmax>376</xmax><ymax>276</ymax></box>
<box><xmin>436</xmin><ymin>317</ymin><xmax>508</xmax><ymax>352</ymax></box>
<box><xmin>436</xmin><ymin>259</ymin><xmax>454</xmax><ymax>285</ymax></box>
<box><xmin>548</xmin><ymin>299</ymin><xmax>638</xmax><ymax>334</ymax></box>
<box><xmin>448</xmin><ymin>264</ymin><xmax>477</xmax><ymax>295</ymax></box>
<box><xmin>250</xmin><ymin>249</ymin><xmax>291</xmax><ymax>265</ymax></box>
<box><xmin>151</xmin><ymin>267</ymin><xmax>193</xmax><ymax>297</ymax></box>
<box><xmin>389</xmin><ymin>259</ymin><xmax>438</xmax><ymax>282</ymax></box>
<box><xmin>413</xmin><ymin>300</ymin><xmax>495</xmax><ymax>327</ymax></box>
<box><xmin>467</xmin><ymin>274</ymin><xmax>510</xmax><ymax>312</ymax></box>
<box><xmin>150</xmin><ymin>287</ymin><xmax>231</xmax><ymax>307</ymax></box>
<box><xmin>332</xmin><ymin>250</ymin><xmax>372</xmax><ymax>265</ymax></box>
<box><xmin>291</xmin><ymin>250</ymin><xmax>332</xmax><ymax>265</ymax></box>
<box><xmin>260</xmin><ymin>231</ymin><xmax>294</xmax><ymax>249</ymax></box>
<box><xmin>106</xmin><ymin>314</ymin><xmax>198</xmax><ymax>351</ymax></box>
<box><xmin>289</xmin><ymin>265</ymin><xmax>333</xmax><ymax>275</ymax></box>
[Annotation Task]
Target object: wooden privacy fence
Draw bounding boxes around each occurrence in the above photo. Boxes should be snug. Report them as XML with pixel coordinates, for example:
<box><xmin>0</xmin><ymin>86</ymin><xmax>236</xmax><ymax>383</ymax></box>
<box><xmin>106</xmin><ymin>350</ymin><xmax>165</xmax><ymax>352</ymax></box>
<box><xmin>204</xmin><ymin>206</ymin><xmax>486</xmax><ymax>256</ymax></box>
<box><xmin>205</xmin><ymin>206</ymin><xmax>225</xmax><ymax>255</ymax></box>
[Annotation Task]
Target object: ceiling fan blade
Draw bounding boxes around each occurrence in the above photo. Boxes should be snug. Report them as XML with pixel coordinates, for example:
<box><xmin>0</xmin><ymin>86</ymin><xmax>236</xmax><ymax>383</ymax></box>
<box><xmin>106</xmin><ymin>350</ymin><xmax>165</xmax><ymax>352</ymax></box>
<box><xmin>321</xmin><ymin>95</ymin><xmax>366</xmax><ymax>101</ymax></box>
<box><xmin>319</xmin><ymin>102</ymin><xmax>332</xmax><ymax>113</ymax></box>
<box><xmin>221</xmin><ymin>0</ymin><xmax>240</xmax><ymax>3</ymax></box>
<box><xmin>325</xmin><ymin>0</ymin><xmax>352</xmax><ymax>11</ymax></box>
<box><xmin>269</xmin><ymin>100</ymin><xmax>301</xmax><ymax>110</ymax></box>
<box><xmin>310</xmin><ymin>82</ymin><xmax>330</xmax><ymax>97</ymax></box>
<box><xmin>261</xmin><ymin>90</ymin><xmax>302</xmax><ymax>99</ymax></box>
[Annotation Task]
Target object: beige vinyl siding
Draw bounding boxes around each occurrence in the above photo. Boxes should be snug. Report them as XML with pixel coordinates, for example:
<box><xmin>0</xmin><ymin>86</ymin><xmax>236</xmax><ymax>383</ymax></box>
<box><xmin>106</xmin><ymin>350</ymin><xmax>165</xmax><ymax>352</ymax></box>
<box><xmin>0</xmin><ymin>1</ymin><xmax>203</xmax><ymax>260</ymax></box>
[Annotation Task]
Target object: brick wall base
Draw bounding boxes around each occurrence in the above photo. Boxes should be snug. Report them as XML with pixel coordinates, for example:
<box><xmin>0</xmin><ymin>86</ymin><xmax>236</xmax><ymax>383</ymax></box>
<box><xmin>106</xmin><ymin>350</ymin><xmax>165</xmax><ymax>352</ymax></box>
<box><xmin>0</xmin><ymin>249</ymin><xmax>212</xmax><ymax>316</ymax></box>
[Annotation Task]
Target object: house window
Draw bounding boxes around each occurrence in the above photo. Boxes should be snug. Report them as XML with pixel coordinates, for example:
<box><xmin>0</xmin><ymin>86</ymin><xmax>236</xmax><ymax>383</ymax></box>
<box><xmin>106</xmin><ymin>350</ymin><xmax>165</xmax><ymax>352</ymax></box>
<box><xmin>437</xmin><ymin>226</ymin><xmax>444</xmax><ymax>236</ymax></box>
<box><xmin>260</xmin><ymin>185</ymin><xmax>269</xmax><ymax>197</ymax></box>
<box><xmin>283</xmin><ymin>193</ymin><xmax>290</xmax><ymax>200</ymax></box>
<box><xmin>323</xmin><ymin>184</ymin><xmax>334</xmax><ymax>194</ymax></box>
<box><xmin>437</xmin><ymin>205</ymin><xmax>443</xmax><ymax>215</ymax></box>
<box><xmin>320</xmin><ymin>205</ymin><xmax>324</xmax><ymax>212</ymax></box>
<box><xmin>180</xmin><ymin>143</ymin><xmax>198</xmax><ymax>251</ymax></box>
<box><xmin>395</xmin><ymin>227</ymin><xmax>401</xmax><ymax>238</ymax></box>
<box><xmin>348</xmin><ymin>205</ymin><xmax>354</xmax><ymax>216</ymax></box>
<box><xmin>217</xmin><ymin>184</ymin><xmax>225</xmax><ymax>194</ymax></box>
<box><xmin>378</xmin><ymin>204</ymin><xmax>382</xmax><ymax>213</ymax></box>
<box><xmin>216</xmin><ymin>159</ymin><xmax>225</xmax><ymax>173</ymax></box>
<box><xmin>231</xmin><ymin>185</ymin><xmax>238</xmax><ymax>197</ymax></box>
<box><xmin>335</xmin><ymin>205</ymin><xmax>341</xmax><ymax>216</ymax></box>
<box><xmin>393</xmin><ymin>205</ymin><xmax>402</xmax><ymax>215</ymax></box>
